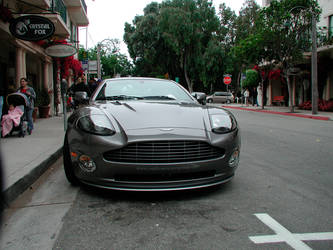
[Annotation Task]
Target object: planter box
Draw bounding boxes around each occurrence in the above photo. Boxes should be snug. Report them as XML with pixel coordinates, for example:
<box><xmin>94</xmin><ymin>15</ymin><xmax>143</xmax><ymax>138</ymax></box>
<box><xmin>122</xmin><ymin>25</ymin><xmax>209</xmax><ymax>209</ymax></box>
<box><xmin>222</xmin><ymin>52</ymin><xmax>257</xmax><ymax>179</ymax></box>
<box><xmin>38</xmin><ymin>105</ymin><xmax>50</xmax><ymax>118</ymax></box>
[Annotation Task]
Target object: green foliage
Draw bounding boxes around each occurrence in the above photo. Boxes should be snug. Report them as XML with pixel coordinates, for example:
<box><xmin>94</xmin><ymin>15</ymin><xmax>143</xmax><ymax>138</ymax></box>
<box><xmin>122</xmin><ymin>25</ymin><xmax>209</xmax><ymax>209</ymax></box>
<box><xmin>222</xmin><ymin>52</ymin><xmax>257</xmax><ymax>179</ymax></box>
<box><xmin>260</xmin><ymin>0</ymin><xmax>321</xmax><ymax>69</ymax></box>
<box><xmin>121</xmin><ymin>0</ymin><xmax>321</xmax><ymax>95</ymax></box>
<box><xmin>235</xmin><ymin>0</ymin><xmax>261</xmax><ymax>44</ymax></box>
<box><xmin>124</xmin><ymin>0</ymin><xmax>222</xmax><ymax>92</ymax></box>
<box><xmin>79</xmin><ymin>39</ymin><xmax>133</xmax><ymax>78</ymax></box>
<box><xmin>242</xmin><ymin>69</ymin><xmax>259</xmax><ymax>88</ymax></box>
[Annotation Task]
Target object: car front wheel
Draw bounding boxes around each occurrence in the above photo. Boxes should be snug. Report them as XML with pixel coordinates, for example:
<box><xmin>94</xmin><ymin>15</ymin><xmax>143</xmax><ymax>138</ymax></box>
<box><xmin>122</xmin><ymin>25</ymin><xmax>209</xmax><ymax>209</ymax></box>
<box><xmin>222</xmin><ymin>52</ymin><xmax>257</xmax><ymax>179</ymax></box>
<box><xmin>207</xmin><ymin>99</ymin><xmax>213</xmax><ymax>103</ymax></box>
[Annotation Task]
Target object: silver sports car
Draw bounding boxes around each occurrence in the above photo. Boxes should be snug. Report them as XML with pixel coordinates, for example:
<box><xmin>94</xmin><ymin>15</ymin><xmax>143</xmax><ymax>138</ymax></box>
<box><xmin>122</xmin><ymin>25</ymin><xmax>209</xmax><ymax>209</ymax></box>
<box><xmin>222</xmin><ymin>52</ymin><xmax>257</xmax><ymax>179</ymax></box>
<box><xmin>63</xmin><ymin>77</ymin><xmax>240</xmax><ymax>191</ymax></box>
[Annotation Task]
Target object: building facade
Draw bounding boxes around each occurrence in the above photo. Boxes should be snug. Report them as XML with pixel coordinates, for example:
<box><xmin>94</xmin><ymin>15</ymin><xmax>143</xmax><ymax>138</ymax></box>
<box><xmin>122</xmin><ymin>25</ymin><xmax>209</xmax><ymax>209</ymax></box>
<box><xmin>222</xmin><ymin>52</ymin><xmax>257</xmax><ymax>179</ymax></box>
<box><xmin>0</xmin><ymin>0</ymin><xmax>88</xmax><ymax>116</ymax></box>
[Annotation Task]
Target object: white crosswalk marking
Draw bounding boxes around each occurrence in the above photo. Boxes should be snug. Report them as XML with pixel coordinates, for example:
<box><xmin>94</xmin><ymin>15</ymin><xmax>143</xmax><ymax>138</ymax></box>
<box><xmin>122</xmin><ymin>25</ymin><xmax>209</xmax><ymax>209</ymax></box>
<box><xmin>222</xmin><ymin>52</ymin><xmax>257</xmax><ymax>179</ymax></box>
<box><xmin>249</xmin><ymin>213</ymin><xmax>333</xmax><ymax>250</ymax></box>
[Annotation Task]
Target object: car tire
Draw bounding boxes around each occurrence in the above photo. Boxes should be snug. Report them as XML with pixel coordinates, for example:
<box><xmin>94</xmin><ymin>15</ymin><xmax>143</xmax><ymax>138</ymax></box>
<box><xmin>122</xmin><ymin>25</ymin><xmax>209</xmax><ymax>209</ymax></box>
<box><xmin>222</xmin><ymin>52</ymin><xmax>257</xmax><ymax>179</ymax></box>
<box><xmin>63</xmin><ymin>135</ymin><xmax>80</xmax><ymax>186</ymax></box>
<box><xmin>207</xmin><ymin>99</ymin><xmax>213</xmax><ymax>103</ymax></box>
<box><xmin>226</xmin><ymin>100</ymin><xmax>231</xmax><ymax>104</ymax></box>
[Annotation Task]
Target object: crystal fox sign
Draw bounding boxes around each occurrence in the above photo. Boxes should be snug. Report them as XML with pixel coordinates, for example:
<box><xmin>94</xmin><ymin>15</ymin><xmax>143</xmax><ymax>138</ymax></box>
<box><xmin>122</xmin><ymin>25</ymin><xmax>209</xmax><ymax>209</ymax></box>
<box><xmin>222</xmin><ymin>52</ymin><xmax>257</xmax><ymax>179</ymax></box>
<box><xmin>9</xmin><ymin>15</ymin><xmax>55</xmax><ymax>41</ymax></box>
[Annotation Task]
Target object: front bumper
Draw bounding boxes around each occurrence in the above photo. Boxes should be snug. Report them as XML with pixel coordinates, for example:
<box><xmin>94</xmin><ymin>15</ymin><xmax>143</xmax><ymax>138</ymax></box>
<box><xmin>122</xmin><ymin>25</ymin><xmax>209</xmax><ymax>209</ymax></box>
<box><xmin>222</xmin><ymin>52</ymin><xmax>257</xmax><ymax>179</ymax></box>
<box><xmin>66</xmin><ymin>127</ymin><xmax>240</xmax><ymax>191</ymax></box>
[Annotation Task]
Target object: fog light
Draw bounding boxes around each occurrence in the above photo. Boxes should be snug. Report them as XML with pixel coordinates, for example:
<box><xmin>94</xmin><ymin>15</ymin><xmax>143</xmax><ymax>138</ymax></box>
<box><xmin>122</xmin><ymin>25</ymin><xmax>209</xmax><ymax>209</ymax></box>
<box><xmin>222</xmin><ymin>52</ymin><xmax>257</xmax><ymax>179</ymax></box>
<box><xmin>71</xmin><ymin>152</ymin><xmax>78</xmax><ymax>158</ymax></box>
<box><xmin>229</xmin><ymin>149</ymin><xmax>240</xmax><ymax>168</ymax></box>
<box><xmin>78</xmin><ymin>155</ymin><xmax>96</xmax><ymax>172</ymax></box>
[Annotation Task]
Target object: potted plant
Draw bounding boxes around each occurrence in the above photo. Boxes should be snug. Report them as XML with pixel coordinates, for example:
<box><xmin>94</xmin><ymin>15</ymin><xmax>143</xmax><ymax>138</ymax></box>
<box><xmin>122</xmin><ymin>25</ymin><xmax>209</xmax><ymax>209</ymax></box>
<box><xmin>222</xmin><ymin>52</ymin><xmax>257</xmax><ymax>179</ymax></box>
<box><xmin>35</xmin><ymin>87</ymin><xmax>51</xmax><ymax>118</ymax></box>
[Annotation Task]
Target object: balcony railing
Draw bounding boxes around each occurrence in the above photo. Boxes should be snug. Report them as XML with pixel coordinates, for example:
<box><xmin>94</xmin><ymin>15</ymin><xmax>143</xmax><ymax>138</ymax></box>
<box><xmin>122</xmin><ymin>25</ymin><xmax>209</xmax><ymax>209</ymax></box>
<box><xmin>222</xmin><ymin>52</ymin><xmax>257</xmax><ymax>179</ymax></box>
<box><xmin>50</xmin><ymin>0</ymin><xmax>67</xmax><ymax>24</ymax></box>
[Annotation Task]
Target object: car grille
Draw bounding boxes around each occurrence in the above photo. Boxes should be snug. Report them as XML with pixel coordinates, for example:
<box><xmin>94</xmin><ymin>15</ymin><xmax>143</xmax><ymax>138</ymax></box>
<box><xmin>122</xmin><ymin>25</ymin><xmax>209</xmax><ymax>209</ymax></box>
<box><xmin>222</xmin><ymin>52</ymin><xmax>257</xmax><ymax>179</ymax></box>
<box><xmin>103</xmin><ymin>141</ymin><xmax>225</xmax><ymax>163</ymax></box>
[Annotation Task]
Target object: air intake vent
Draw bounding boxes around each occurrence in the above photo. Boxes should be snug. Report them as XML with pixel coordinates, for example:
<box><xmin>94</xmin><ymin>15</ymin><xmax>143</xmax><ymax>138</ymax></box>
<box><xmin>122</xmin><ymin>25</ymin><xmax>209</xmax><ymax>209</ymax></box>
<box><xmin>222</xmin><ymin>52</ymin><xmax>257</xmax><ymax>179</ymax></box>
<box><xmin>103</xmin><ymin>141</ymin><xmax>225</xmax><ymax>163</ymax></box>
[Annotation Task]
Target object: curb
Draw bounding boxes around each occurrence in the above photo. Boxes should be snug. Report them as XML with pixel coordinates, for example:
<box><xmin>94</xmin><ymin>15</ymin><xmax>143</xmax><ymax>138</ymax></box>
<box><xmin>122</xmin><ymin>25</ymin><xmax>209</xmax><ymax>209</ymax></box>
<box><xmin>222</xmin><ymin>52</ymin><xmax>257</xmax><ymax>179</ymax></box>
<box><xmin>222</xmin><ymin>106</ymin><xmax>331</xmax><ymax>121</ymax></box>
<box><xmin>3</xmin><ymin>147</ymin><xmax>63</xmax><ymax>205</ymax></box>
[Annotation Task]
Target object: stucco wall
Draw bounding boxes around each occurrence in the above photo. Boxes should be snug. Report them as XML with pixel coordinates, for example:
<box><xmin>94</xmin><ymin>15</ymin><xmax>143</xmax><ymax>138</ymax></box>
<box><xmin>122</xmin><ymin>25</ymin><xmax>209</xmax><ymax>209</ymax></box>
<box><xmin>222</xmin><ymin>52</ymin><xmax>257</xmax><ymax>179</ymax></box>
<box><xmin>318</xmin><ymin>0</ymin><xmax>333</xmax><ymax>28</ymax></box>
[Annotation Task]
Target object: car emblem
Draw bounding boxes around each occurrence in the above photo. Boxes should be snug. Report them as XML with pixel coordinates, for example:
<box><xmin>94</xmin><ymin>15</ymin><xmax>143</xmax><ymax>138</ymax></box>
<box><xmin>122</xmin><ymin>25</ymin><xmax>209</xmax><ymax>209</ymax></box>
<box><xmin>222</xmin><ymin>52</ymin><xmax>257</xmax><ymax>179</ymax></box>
<box><xmin>160</xmin><ymin>128</ymin><xmax>174</xmax><ymax>132</ymax></box>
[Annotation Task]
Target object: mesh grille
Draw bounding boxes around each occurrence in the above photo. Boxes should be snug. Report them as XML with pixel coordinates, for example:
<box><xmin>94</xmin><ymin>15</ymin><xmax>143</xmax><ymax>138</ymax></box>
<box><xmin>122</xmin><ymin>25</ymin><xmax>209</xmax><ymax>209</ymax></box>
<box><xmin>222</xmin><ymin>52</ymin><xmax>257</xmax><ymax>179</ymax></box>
<box><xmin>103</xmin><ymin>141</ymin><xmax>225</xmax><ymax>163</ymax></box>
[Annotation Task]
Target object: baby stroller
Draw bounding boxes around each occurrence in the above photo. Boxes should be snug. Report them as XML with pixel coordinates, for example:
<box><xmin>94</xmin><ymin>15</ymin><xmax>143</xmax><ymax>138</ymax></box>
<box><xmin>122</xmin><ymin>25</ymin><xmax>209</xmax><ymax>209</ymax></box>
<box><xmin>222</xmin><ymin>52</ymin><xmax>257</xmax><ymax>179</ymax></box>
<box><xmin>2</xmin><ymin>93</ymin><xmax>29</xmax><ymax>137</ymax></box>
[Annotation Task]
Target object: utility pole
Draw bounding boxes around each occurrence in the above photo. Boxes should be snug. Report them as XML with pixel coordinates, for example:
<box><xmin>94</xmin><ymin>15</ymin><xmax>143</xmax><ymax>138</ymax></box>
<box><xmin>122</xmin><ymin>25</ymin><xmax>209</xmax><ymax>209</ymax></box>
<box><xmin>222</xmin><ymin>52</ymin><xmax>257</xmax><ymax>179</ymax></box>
<box><xmin>97</xmin><ymin>43</ymin><xmax>101</xmax><ymax>79</ymax></box>
<box><xmin>85</xmin><ymin>26</ymin><xmax>88</xmax><ymax>84</ymax></box>
<box><xmin>311</xmin><ymin>13</ymin><xmax>318</xmax><ymax>115</ymax></box>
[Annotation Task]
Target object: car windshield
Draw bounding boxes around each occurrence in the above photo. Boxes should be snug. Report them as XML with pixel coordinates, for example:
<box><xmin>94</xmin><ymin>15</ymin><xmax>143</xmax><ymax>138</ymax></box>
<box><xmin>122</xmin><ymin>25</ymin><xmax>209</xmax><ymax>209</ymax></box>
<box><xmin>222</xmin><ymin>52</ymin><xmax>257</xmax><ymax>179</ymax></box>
<box><xmin>94</xmin><ymin>79</ymin><xmax>194</xmax><ymax>102</ymax></box>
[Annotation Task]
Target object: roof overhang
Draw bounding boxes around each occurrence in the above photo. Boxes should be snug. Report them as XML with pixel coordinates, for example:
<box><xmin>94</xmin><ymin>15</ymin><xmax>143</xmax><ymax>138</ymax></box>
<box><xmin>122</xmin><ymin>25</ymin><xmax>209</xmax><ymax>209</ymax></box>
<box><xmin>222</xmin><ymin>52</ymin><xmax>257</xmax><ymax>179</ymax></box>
<box><xmin>63</xmin><ymin>0</ymin><xmax>89</xmax><ymax>26</ymax></box>
<box><xmin>304</xmin><ymin>45</ymin><xmax>333</xmax><ymax>60</ymax></box>
<box><xmin>67</xmin><ymin>6</ymin><xmax>89</xmax><ymax>26</ymax></box>
<box><xmin>24</xmin><ymin>0</ymin><xmax>50</xmax><ymax>8</ymax></box>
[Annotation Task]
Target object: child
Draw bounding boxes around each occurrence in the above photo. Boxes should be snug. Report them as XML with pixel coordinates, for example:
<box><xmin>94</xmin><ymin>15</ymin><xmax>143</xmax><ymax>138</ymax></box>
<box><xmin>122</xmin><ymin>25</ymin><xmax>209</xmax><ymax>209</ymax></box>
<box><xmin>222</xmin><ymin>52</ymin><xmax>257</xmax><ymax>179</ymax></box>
<box><xmin>1</xmin><ymin>104</ymin><xmax>23</xmax><ymax>137</ymax></box>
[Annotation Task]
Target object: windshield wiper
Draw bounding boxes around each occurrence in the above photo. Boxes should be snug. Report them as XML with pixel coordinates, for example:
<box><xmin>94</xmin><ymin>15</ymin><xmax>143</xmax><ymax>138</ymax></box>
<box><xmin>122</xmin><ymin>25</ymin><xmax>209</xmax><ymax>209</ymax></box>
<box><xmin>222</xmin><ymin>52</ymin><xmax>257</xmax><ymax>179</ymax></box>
<box><xmin>143</xmin><ymin>95</ymin><xmax>176</xmax><ymax>100</ymax></box>
<box><xmin>102</xmin><ymin>95</ymin><xmax>144</xmax><ymax>100</ymax></box>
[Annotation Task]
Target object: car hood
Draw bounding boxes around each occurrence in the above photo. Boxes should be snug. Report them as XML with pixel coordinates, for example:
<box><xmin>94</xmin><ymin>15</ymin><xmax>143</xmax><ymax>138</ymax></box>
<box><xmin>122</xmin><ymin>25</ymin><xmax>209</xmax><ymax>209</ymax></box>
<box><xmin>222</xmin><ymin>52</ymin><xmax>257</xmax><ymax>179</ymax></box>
<box><xmin>93</xmin><ymin>101</ymin><xmax>210</xmax><ymax>131</ymax></box>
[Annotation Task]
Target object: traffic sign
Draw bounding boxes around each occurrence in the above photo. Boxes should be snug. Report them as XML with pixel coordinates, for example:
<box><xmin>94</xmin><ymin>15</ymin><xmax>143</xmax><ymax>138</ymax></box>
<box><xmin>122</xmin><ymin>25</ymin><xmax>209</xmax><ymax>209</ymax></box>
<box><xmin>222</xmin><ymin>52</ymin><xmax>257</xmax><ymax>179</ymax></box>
<box><xmin>223</xmin><ymin>76</ymin><xmax>232</xmax><ymax>85</ymax></box>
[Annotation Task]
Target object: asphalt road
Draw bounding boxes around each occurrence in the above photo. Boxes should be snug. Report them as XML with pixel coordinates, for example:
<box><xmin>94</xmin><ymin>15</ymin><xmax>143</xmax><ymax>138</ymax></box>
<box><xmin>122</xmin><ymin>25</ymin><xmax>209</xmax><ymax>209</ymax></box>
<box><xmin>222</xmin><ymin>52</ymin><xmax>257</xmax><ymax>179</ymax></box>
<box><xmin>2</xmin><ymin>109</ymin><xmax>333</xmax><ymax>250</ymax></box>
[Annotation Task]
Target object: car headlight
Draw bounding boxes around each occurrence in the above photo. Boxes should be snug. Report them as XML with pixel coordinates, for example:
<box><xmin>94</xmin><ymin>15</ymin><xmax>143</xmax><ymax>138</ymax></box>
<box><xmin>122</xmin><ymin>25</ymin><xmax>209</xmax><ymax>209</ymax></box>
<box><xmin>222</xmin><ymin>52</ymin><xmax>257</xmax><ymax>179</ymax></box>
<box><xmin>77</xmin><ymin>114</ymin><xmax>115</xmax><ymax>135</ymax></box>
<box><xmin>210</xmin><ymin>114</ymin><xmax>237</xmax><ymax>134</ymax></box>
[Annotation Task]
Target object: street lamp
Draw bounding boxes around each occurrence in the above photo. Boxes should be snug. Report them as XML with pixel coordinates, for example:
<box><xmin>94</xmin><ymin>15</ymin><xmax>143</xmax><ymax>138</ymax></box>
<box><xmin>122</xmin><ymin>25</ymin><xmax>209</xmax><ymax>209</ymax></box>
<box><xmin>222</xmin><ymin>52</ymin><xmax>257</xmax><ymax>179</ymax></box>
<box><xmin>287</xmin><ymin>6</ymin><xmax>318</xmax><ymax>114</ymax></box>
<box><xmin>96</xmin><ymin>39</ymin><xmax>119</xmax><ymax>79</ymax></box>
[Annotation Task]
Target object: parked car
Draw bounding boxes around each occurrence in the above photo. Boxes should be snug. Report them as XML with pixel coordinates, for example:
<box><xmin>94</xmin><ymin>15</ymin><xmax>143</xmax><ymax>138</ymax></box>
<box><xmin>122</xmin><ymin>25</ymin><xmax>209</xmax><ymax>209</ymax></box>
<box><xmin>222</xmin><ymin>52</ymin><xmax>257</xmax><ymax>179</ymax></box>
<box><xmin>191</xmin><ymin>91</ymin><xmax>206</xmax><ymax>105</ymax></box>
<box><xmin>63</xmin><ymin>77</ymin><xmax>241</xmax><ymax>191</ymax></box>
<box><xmin>207</xmin><ymin>92</ymin><xmax>234</xmax><ymax>104</ymax></box>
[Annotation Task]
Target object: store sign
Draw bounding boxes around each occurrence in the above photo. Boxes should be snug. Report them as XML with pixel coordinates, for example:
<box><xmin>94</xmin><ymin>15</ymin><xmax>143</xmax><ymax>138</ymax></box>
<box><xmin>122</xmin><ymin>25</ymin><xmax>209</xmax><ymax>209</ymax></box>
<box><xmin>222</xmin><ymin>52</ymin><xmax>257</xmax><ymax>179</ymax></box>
<box><xmin>9</xmin><ymin>15</ymin><xmax>55</xmax><ymax>41</ymax></box>
<box><xmin>45</xmin><ymin>44</ymin><xmax>77</xmax><ymax>57</ymax></box>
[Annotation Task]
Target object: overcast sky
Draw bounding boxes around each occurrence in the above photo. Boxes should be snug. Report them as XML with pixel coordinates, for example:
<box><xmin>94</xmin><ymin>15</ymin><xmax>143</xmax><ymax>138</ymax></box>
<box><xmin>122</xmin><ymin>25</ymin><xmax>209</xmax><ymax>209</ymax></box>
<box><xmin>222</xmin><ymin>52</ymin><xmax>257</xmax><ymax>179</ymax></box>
<box><xmin>79</xmin><ymin>0</ymin><xmax>261</xmax><ymax>54</ymax></box>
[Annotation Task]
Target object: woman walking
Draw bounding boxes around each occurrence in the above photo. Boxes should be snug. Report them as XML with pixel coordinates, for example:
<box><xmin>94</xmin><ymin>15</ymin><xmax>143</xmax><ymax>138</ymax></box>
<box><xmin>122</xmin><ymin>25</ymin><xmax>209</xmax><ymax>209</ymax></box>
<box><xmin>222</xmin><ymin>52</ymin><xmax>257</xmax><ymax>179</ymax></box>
<box><xmin>18</xmin><ymin>77</ymin><xmax>36</xmax><ymax>135</ymax></box>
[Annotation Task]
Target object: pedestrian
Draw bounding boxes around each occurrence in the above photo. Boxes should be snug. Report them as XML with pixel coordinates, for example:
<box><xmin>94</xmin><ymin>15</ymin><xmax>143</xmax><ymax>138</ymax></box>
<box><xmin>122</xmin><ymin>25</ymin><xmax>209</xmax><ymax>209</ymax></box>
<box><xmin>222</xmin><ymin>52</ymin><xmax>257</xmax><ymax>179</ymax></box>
<box><xmin>252</xmin><ymin>87</ymin><xmax>258</xmax><ymax>106</ymax></box>
<box><xmin>67</xmin><ymin>76</ymin><xmax>91</xmax><ymax>109</ymax></box>
<box><xmin>257</xmin><ymin>85</ymin><xmax>263</xmax><ymax>107</ymax></box>
<box><xmin>244</xmin><ymin>88</ymin><xmax>249</xmax><ymax>106</ymax></box>
<box><xmin>88</xmin><ymin>77</ymin><xmax>98</xmax><ymax>94</ymax></box>
<box><xmin>17</xmin><ymin>77</ymin><xmax>36</xmax><ymax>135</ymax></box>
<box><xmin>68</xmin><ymin>76</ymin><xmax>91</xmax><ymax>96</ymax></box>
<box><xmin>236</xmin><ymin>91</ymin><xmax>242</xmax><ymax>104</ymax></box>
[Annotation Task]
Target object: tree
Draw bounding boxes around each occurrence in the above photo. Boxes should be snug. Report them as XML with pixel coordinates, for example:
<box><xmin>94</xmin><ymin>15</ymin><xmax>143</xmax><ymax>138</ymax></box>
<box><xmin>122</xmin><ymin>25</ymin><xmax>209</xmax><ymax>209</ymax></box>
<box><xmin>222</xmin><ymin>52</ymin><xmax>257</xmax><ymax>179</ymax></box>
<box><xmin>223</xmin><ymin>0</ymin><xmax>261</xmax><ymax>93</ymax></box>
<box><xmin>124</xmin><ymin>0</ymin><xmax>222</xmax><ymax>92</ymax></box>
<box><xmin>235</xmin><ymin>0</ymin><xmax>261</xmax><ymax>44</ymax></box>
<box><xmin>260</xmin><ymin>0</ymin><xmax>321</xmax><ymax>112</ymax></box>
<box><xmin>159</xmin><ymin>0</ymin><xmax>221</xmax><ymax>92</ymax></box>
<box><xmin>124</xmin><ymin>2</ymin><xmax>166</xmax><ymax>77</ymax></box>
<box><xmin>242</xmin><ymin>69</ymin><xmax>259</xmax><ymax>88</ymax></box>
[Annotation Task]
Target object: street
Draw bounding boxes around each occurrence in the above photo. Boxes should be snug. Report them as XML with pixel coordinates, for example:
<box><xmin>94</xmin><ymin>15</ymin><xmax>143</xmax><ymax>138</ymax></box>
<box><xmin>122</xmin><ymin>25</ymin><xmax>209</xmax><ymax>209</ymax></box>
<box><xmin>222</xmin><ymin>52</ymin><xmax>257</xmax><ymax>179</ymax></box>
<box><xmin>2</xmin><ymin>109</ymin><xmax>333</xmax><ymax>250</ymax></box>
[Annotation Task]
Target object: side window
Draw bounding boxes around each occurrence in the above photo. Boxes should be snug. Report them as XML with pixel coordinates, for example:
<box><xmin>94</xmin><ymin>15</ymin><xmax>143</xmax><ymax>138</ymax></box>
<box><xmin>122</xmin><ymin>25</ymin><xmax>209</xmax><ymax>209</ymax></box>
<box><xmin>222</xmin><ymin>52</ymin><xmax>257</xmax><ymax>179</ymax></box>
<box><xmin>329</xmin><ymin>15</ymin><xmax>333</xmax><ymax>38</ymax></box>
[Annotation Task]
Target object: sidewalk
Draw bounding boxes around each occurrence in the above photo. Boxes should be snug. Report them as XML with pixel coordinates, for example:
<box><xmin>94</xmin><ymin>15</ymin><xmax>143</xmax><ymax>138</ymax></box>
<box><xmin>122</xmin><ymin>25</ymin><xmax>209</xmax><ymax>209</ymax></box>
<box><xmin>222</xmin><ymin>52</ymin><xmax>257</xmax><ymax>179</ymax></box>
<box><xmin>221</xmin><ymin>103</ymin><xmax>333</xmax><ymax>121</ymax></box>
<box><xmin>1</xmin><ymin>115</ymin><xmax>66</xmax><ymax>204</ymax></box>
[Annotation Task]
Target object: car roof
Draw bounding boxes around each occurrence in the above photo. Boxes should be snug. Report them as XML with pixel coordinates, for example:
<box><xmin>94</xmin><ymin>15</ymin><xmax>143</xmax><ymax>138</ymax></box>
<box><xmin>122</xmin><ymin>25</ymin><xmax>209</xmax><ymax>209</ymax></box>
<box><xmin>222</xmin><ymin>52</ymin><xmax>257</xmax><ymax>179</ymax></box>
<box><xmin>104</xmin><ymin>77</ymin><xmax>176</xmax><ymax>83</ymax></box>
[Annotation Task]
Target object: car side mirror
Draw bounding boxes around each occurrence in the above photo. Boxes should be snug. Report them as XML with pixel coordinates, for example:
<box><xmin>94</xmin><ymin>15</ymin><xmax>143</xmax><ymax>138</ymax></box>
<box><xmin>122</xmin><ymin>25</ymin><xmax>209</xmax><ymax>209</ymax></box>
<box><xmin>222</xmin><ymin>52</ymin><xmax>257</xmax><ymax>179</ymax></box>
<box><xmin>191</xmin><ymin>93</ymin><xmax>206</xmax><ymax>105</ymax></box>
